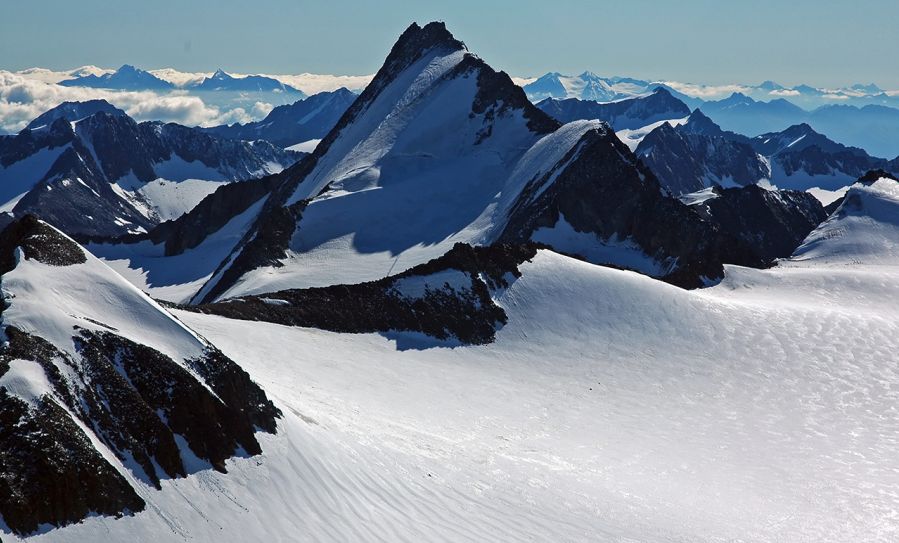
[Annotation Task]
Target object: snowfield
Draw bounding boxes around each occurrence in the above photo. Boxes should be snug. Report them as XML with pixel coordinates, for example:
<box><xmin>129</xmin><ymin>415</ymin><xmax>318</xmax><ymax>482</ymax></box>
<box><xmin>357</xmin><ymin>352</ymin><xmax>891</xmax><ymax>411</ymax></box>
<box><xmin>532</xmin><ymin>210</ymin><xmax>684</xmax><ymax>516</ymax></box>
<box><xmin>18</xmin><ymin>225</ymin><xmax>899</xmax><ymax>542</ymax></box>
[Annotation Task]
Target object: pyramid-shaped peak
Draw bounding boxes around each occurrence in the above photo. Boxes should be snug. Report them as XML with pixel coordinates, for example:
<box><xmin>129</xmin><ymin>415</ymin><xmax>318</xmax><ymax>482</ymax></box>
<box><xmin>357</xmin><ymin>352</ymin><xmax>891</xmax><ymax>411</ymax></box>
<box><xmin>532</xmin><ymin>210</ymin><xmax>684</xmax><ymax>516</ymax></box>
<box><xmin>389</xmin><ymin>21</ymin><xmax>467</xmax><ymax>61</ymax></box>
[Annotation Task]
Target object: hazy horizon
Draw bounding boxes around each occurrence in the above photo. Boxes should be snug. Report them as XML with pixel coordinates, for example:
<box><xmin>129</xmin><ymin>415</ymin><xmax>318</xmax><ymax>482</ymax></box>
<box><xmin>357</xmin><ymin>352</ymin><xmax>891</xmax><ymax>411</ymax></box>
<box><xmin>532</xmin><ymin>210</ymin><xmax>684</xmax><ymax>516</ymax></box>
<box><xmin>3</xmin><ymin>0</ymin><xmax>899</xmax><ymax>88</ymax></box>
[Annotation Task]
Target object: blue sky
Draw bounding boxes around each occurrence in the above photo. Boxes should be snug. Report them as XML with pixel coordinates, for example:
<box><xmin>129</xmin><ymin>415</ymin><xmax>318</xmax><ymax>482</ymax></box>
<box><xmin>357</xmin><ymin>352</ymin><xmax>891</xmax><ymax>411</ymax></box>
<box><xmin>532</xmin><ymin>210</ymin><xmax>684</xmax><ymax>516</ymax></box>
<box><xmin>3</xmin><ymin>0</ymin><xmax>897</xmax><ymax>87</ymax></box>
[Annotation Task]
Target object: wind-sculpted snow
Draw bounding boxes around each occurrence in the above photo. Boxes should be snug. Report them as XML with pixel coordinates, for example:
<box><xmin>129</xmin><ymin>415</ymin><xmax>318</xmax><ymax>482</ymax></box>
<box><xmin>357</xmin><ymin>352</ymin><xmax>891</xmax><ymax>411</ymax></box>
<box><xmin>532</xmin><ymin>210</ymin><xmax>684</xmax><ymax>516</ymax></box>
<box><xmin>16</xmin><ymin>245</ymin><xmax>894</xmax><ymax>542</ymax></box>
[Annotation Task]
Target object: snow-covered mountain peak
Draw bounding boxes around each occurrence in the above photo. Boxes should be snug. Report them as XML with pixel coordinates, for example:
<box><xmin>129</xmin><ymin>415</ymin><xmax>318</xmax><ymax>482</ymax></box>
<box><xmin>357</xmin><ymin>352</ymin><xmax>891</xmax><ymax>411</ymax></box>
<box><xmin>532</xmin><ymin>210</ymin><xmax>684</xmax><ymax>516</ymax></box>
<box><xmin>791</xmin><ymin>175</ymin><xmax>899</xmax><ymax>265</ymax></box>
<box><xmin>183</xmin><ymin>22</ymin><xmax>764</xmax><ymax>303</ymax></box>
<box><xmin>25</xmin><ymin>99</ymin><xmax>127</xmax><ymax>130</ymax></box>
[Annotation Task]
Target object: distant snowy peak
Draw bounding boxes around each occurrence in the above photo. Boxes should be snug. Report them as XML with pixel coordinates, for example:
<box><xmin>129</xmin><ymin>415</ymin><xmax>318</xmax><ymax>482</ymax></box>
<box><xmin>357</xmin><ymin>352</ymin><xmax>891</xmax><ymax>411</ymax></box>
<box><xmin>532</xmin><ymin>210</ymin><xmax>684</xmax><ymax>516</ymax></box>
<box><xmin>536</xmin><ymin>87</ymin><xmax>691</xmax><ymax>130</ymax></box>
<box><xmin>745</xmin><ymin>123</ymin><xmax>893</xmax><ymax>190</ymax></box>
<box><xmin>523</xmin><ymin>71</ymin><xmax>653</xmax><ymax>102</ymax></box>
<box><xmin>0</xmin><ymin>215</ymin><xmax>279</xmax><ymax>535</ymax></box>
<box><xmin>191</xmin><ymin>69</ymin><xmax>304</xmax><ymax>95</ymax></box>
<box><xmin>203</xmin><ymin>88</ymin><xmax>357</xmax><ymax>148</ymax></box>
<box><xmin>25</xmin><ymin>99</ymin><xmax>127</xmax><ymax>130</ymax></box>
<box><xmin>750</xmin><ymin>123</ymin><xmax>858</xmax><ymax>156</ymax></box>
<box><xmin>758</xmin><ymin>80</ymin><xmax>786</xmax><ymax>91</ymax></box>
<box><xmin>59</xmin><ymin>64</ymin><xmax>175</xmax><ymax>90</ymax></box>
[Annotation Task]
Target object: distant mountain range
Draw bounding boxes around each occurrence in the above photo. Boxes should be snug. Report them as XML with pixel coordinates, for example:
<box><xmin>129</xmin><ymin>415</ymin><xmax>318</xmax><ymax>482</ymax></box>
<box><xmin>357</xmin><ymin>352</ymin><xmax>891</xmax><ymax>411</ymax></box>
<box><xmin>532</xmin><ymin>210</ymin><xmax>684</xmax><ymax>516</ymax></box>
<box><xmin>22</xmin><ymin>65</ymin><xmax>899</xmax><ymax>158</ymax></box>
<box><xmin>633</xmin><ymin>109</ymin><xmax>899</xmax><ymax>195</ymax></box>
<box><xmin>60</xmin><ymin>65</ymin><xmax>305</xmax><ymax>96</ymax></box>
<box><xmin>523</xmin><ymin>72</ymin><xmax>899</xmax><ymax>110</ymax></box>
<box><xmin>521</xmin><ymin>72</ymin><xmax>899</xmax><ymax>157</ymax></box>
<box><xmin>523</xmin><ymin>72</ymin><xmax>704</xmax><ymax>109</ymax></box>
<box><xmin>60</xmin><ymin>64</ymin><xmax>176</xmax><ymax>90</ymax></box>
<box><xmin>191</xmin><ymin>69</ymin><xmax>304</xmax><ymax>95</ymax></box>
<box><xmin>203</xmin><ymin>88</ymin><xmax>356</xmax><ymax>148</ymax></box>
<box><xmin>0</xmin><ymin>100</ymin><xmax>299</xmax><ymax>236</ymax></box>
<box><xmin>698</xmin><ymin>93</ymin><xmax>899</xmax><ymax>158</ymax></box>
<box><xmin>536</xmin><ymin>88</ymin><xmax>690</xmax><ymax>130</ymax></box>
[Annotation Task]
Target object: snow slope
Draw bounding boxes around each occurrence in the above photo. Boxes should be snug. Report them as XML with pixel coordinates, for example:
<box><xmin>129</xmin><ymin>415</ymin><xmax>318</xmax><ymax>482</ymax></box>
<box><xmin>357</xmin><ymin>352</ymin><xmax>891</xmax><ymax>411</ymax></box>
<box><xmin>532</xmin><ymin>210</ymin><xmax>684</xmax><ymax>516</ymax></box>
<box><xmin>89</xmin><ymin>196</ymin><xmax>267</xmax><ymax>303</ymax></box>
<box><xmin>1</xmin><ymin>230</ymin><xmax>208</xmax><ymax>365</ymax></box>
<box><xmin>15</xmin><ymin>244</ymin><xmax>899</xmax><ymax>542</ymax></box>
<box><xmin>791</xmin><ymin>177</ymin><xmax>899</xmax><ymax>266</ymax></box>
<box><xmin>212</xmin><ymin>32</ymin><xmax>567</xmax><ymax>299</ymax></box>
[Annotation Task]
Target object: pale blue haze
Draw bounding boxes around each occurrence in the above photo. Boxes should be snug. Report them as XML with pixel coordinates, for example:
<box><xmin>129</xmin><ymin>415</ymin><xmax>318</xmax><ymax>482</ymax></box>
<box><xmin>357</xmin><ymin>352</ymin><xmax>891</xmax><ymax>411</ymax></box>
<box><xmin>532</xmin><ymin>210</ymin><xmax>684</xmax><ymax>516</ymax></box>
<box><xmin>2</xmin><ymin>0</ymin><xmax>897</xmax><ymax>87</ymax></box>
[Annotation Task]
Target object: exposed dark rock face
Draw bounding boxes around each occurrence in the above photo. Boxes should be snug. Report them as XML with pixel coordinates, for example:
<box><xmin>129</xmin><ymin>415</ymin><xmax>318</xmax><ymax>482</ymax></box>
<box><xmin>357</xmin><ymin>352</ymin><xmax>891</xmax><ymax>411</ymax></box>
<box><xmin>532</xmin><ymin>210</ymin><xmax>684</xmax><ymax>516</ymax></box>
<box><xmin>537</xmin><ymin>88</ymin><xmax>691</xmax><ymax>130</ymax></box>
<box><xmin>192</xmin><ymin>201</ymin><xmax>306</xmax><ymax>304</ymax></box>
<box><xmin>686</xmin><ymin>184</ymin><xmax>828</xmax><ymax>262</ymax></box>
<box><xmin>0</xmin><ymin>214</ymin><xmax>86</xmax><ymax>275</ymax></box>
<box><xmin>14</xmin><ymin>136</ymin><xmax>158</xmax><ymax>236</ymax></box>
<box><xmin>453</xmin><ymin>55</ymin><xmax>560</xmax><ymax>137</ymax></box>
<box><xmin>498</xmin><ymin>126</ymin><xmax>763</xmax><ymax>287</ymax></box>
<box><xmin>74</xmin><ymin>331</ymin><xmax>277</xmax><ymax>473</ymax></box>
<box><xmin>0</xmin><ymin>216</ymin><xmax>281</xmax><ymax>534</ymax></box>
<box><xmin>0</xmin><ymin>385</ymin><xmax>145</xmax><ymax>536</ymax></box>
<box><xmin>635</xmin><ymin>111</ymin><xmax>770</xmax><ymax>195</ymax></box>
<box><xmin>638</xmin><ymin>113</ymin><xmax>899</xmax><ymax>195</ymax></box>
<box><xmin>857</xmin><ymin>168</ymin><xmax>899</xmax><ymax>185</ymax></box>
<box><xmin>203</xmin><ymin>88</ymin><xmax>357</xmax><ymax>148</ymax></box>
<box><xmin>0</xmin><ymin>117</ymin><xmax>75</xmax><ymax>168</ymax></box>
<box><xmin>192</xmin><ymin>243</ymin><xmax>539</xmax><ymax>344</ymax></box>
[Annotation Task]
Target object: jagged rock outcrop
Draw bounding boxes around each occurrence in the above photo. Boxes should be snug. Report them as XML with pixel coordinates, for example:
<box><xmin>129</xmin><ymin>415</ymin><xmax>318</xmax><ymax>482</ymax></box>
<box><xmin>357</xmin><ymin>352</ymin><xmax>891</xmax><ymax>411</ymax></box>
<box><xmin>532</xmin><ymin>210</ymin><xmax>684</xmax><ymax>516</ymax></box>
<box><xmin>685</xmin><ymin>184</ymin><xmax>828</xmax><ymax>262</ymax></box>
<box><xmin>497</xmin><ymin>124</ymin><xmax>763</xmax><ymax>287</ymax></box>
<box><xmin>635</xmin><ymin>110</ymin><xmax>770</xmax><ymax>195</ymax></box>
<box><xmin>192</xmin><ymin>243</ymin><xmax>539</xmax><ymax>344</ymax></box>
<box><xmin>0</xmin><ymin>215</ymin><xmax>280</xmax><ymax>535</ymax></box>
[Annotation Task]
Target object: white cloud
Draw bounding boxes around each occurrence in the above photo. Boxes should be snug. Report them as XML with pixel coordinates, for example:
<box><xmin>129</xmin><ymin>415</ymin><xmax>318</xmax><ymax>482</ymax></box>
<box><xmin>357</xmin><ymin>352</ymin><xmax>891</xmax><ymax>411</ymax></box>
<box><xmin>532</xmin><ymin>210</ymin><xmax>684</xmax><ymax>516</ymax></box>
<box><xmin>657</xmin><ymin>81</ymin><xmax>751</xmax><ymax>99</ymax></box>
<box><xmin>769</xmin><ymin>89</ymin><xmax>801</xmax><ymax>97</ymax></box>
<box><xmin>148</xmin><ymin>68</ymin><xmax>210</xmax><ymax>87</ymax></box>
<box><xmin>14</xmin><ymin>66</ymin><xmax>112</xmax><ymax>84</ymax></box>
<box><xmin>0</xmin><ymin>70</ymin><xmax>274</xmax><ymax>133</ymax></box>
<box><xmin>261</xmin><ymin>73</ymin><xmax>373</xmax><ymax>94</ymax></box>
<box><xmin>149</xmin><ymin>68</ymin><xmax>374</xmax><ymax>94</ymax></box>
